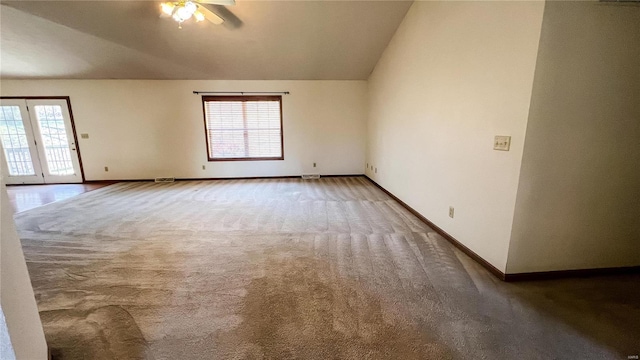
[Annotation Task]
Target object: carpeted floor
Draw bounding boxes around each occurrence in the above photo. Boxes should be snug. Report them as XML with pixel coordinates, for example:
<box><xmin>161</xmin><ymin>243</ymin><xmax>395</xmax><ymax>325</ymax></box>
<box><xmin>14</xmin><ymin>177</ymin><xmax>640</xmax><ymax>359</ymax></box>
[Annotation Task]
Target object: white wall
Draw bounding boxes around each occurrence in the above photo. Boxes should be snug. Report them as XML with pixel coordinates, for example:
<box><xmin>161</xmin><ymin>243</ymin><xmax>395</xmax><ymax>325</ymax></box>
<box><xmin>507</xmin><ymin>1</ymin><xmax>640</xmax><ymax>273</ymax></box>
<box><xmin>0</xmin><ymin>80</ymin><xmax>367</xmax><ymax>180</ymax></box>
<box><xmin>366</xmin><ymin>1</ymin><xmax>545</xmax><ymax>272</ymax></box>
<box><xmin>0</xmin><ymin>180</ymin><xmax>48</xmax><ymax>359</ymax></box>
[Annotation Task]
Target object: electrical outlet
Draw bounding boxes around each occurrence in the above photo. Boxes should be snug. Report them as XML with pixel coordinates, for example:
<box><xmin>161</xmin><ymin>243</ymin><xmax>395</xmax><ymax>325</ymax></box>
<box><xmin>80</xmin><ymin>133</ymin><xmax>89</xmax><ymax>139</ymax></box>
<box><xmin>375</xmin><ymin>167</ymin><xmax>377</xmax><ymax>173</ymax></box>
<box><xmin>202</xmin><ymin>165</ymin><xmax>206</xmax><ymax>170</ymax></box>
<box><xmin>313</xmin><ymin>162</ymin><xmax>316</xmax><ymax>168</ymax></box>
<box><xmin>449</xmin><ymin>206</ymin><xmax>454</xmax><ymax>218</ymax></box>
<box><xmin>494</xmin><ymin>135</ymin><xmax>511</xmax><ymax>151</ymax></box>
<box><xmin>104</xmin><ymin>166</ymin><xmax>109</xmax><ymax>172</ymax></box>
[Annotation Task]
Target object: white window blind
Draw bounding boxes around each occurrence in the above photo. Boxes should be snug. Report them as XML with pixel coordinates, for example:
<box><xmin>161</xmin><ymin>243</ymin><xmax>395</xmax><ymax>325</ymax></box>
<box><xmin>203</xmin><ymin>96</ymin><xmax>283</xmax><ymax>160</ymax></box>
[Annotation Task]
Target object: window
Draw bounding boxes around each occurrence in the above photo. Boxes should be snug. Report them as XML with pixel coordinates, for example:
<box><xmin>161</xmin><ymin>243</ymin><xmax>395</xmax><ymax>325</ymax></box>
<box><xmin>202</xmin><ymin>96</ymin><xmax>284</xmax><ymax>161</ymax></box>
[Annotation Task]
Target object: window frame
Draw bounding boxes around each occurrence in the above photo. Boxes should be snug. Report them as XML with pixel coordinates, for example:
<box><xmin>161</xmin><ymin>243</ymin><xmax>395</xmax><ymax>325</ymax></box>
<box><xmin>201</xmin><ymin>95</ymin><xmax>284</xmax><ymax>162</ymax></box>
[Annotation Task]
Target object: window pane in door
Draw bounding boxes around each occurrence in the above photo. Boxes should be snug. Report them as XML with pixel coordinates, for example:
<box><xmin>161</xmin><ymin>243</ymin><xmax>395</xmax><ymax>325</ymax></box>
<box><xmin>0</xmin><ymin>106</ymin><xmax>36</xmax><ymax>176</ymax></box>
<box><xmin>34</xmin><ymin>105</ymin><xmax>75</xmax><ymax>176</ymax></box>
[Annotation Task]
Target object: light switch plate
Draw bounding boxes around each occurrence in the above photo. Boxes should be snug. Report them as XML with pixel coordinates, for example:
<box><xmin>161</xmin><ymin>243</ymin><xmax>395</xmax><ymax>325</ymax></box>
<box><xmin>494</xmin><ymin>136</ymin><xmax>511</xmax><ymax>151</ymax></box>
<box><xmin>81</xmin><ymin>133</ymin><xmax>89</xmax><ymax>139</ymax></box>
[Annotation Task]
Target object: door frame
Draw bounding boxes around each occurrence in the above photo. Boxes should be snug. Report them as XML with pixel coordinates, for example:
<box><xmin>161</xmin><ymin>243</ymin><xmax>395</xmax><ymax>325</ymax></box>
<box><xmin>0</xmin><ymin>96</ymin><xmax>85</xmax><ymax>183</ymax></box>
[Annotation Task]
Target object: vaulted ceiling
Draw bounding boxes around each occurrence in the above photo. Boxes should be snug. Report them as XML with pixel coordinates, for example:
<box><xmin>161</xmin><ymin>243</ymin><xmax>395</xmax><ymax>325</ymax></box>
<box><xmin>0</xmin><ymin>1</ymin><xmax>412</xmax><ymax>80</ymax></box>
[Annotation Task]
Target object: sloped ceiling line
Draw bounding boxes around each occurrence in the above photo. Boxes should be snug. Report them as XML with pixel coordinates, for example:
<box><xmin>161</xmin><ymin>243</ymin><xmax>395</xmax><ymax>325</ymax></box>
<box><xmin>0</xmin><ymin>1</ymin><xmax>413</xmax><ymax>80</ymax></box>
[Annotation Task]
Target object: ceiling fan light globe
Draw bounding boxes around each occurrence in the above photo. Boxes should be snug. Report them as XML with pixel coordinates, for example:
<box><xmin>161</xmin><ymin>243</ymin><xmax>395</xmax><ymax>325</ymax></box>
<box><xmin>176</xmin><ymin>6</ymin><xmax>193</xmax><ymax>20</ymax></box>
<box><xmin>184</xmin><ymin>1</ymin><xmax>197</xmax><ymax>14</ymax></box>
<box><xmin>194</xmin><ymin>11</ymin><xmax>205</xmax><ymax>22</ymax></box>
<box><xmin>160</xmin><ymin>2</ymin><xmax>175</xmax><ymax>15</ymax></box>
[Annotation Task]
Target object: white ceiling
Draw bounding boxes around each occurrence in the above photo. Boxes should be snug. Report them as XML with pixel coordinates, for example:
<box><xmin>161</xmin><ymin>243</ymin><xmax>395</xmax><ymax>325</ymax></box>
<box><xmin>0</xmin><ymin>1</ymin><xmax>412</xmax><ymax>80</ymax></box>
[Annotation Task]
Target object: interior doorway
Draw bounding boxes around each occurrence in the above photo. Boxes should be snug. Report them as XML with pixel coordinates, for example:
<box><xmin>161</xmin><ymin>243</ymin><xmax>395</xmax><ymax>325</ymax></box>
<box><xmin>0</xmin><ymin>97</ymin><xmax>83</xmax><ymax>184</ymax></box>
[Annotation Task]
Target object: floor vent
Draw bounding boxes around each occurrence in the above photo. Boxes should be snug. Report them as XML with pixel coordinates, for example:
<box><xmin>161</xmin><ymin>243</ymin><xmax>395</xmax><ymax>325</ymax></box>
<box><xmin>155</xmin><ymin>177</ymin><xmax>175</xmax><ymax>183</ymax></box>
<box><xmin>301</xmin><ymin>174</ymin><xmax>321</xmax><ymax>180</ymax></box>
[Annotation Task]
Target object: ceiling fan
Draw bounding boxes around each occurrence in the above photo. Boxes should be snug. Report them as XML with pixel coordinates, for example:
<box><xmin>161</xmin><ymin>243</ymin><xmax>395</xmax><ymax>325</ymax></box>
<box><xmin>160</xmin><ymin>0</ymin><xmax>235</xmax><ymax>28</ymax></box>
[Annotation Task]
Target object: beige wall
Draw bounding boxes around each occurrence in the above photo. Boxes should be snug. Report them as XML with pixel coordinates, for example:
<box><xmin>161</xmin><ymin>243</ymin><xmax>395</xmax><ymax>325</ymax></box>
<box><xmin>366</xmin><ymin>1</ymin><xmax>545</xmax><ymax>272</ymax></box>
<box><xmin>1</xmin><ymin>181</ymin><xmax>48</xmax><ymax>359</ymax></box>
<box><xmin>0</xmin><ymin>80</ymin><xmax>367</xmax><ymax>180</ymax></box>
<box><xmin>507</xmin><ymin>1</ymin><xmax>640</xmax><ymax>273</ymax></box>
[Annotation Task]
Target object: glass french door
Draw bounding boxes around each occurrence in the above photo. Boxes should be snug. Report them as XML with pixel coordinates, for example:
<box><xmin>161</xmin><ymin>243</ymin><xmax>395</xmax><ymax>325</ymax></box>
<box><xmin>0</xmin><ymin>99</ymin><xmax>82</xmax><ymax>184</ymax></box>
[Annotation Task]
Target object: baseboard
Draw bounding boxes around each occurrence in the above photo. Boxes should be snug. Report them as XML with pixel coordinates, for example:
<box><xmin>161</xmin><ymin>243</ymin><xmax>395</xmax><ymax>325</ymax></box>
<box><xmin>84</xmin><ymin>174</ymin><xmax>365</xmax><ymax>183</ymax></box>
<box><xmin>363</xmin><ymin>175</ymin><xmax>506</xmax><ymax>281</ymax></box>
<box><xmin>81</xmin><ymin>180</ymin><xmax>120</xmax><ymax>185</ymax></box>
<box><xmin>7</xmin><ymin>181</ymin><xmax>119</xmax><ymax>186</ymax></box>
<box><xmin>315</xmin><ymin>174</ymin><xmax>364</xmax><ymax>178</ymax></box>
<box><xmin>176</xmin><ymin>176</ymin><xmax>299</xmax><ymax>181</ymax></box>
<box><xmin>84</xmin><ymin>176</ymin><xmax>295</xmax><ymax>183</ymax></box>
<box><xmin>504</xmin><ymin>266</ymin><xmax>640</xmax><ymax>281</ymax></box>
<box><xmin>84</xmin><ymin>179</ymin><xmax>152</xmax><ymax>183</ymax></box>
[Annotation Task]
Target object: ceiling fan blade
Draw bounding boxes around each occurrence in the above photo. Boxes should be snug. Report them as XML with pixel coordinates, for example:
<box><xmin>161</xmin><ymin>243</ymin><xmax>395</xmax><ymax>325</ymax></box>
<box><xmin>197</xmin><ymin>4</ymin><xmax>224</xmax><ymax>25</ymax></box>
<box><xmin>197</xmin><ymin>0</ymin><xmax>235</xmax><ymax>6</ymax></box>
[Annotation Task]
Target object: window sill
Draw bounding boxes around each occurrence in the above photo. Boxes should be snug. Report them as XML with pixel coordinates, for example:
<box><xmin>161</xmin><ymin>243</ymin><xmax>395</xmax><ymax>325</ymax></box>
<box><xmin>208</xmin><ymin>157</ymin><xmax>284</xmax><ymax>162</ymax></box>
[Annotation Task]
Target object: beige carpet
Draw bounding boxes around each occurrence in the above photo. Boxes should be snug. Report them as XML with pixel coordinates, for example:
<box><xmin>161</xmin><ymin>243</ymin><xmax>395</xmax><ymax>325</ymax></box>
<box><xmin>14</xmin><ymin>177</ymin><xmax>640</xmax><ymax>359</ymax></box>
